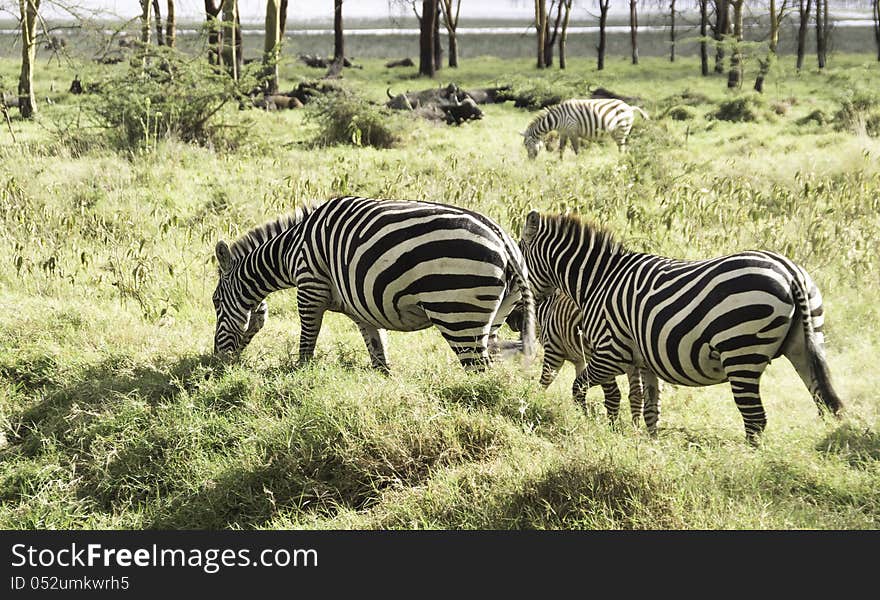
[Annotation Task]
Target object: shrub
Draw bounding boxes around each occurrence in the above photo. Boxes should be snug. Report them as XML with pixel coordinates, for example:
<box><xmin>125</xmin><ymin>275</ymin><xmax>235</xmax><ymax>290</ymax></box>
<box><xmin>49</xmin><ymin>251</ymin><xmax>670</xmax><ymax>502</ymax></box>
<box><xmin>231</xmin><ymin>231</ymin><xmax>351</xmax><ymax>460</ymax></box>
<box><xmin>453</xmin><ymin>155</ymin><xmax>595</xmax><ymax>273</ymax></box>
<box><xmin>305</xmin><ymin>91</ymin><xmax>404</xmax><ymax>149</ymax></box>
<box><xmin>713</xmin><ymin>95</ymin><xmax>771</xmax><ymax>123</ymax></box>
<box><xmin>86</xmin><ymin>47</ymin><xmax>257</xmax><ymax>150</ymax></box>
<box><xmin>666</xmin><ymin>105</ymin><xmax>697</xmax><ymax>121</ymax></box>
<box><xmin>797</xmin><ymin>109</ymin><xmax>829</xmax><ymax>127</ymax></box>
<box><xmin>833</xmin><ymin>89</ymin><xmax>880</xmax><ymax>137</ymax></box>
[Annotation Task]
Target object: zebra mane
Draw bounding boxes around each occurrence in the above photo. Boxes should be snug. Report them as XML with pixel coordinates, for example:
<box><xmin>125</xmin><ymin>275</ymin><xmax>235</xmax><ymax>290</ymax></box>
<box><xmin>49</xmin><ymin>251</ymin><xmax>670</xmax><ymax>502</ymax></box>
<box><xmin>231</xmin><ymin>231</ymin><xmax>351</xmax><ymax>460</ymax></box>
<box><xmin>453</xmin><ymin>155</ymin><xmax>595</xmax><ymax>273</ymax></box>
<box><xmin>227</xmin><ymin>204</ymin><xmax>315</xmax><ymax>260</ymax></box>
<box><xmin>524</xmin><ymin>106</ymin><xmax>554</xmax><ymax>137</ymax></box>
<box><xmin>542</xmin><ymin>213</ymin><xmax>627</xmax><ymax>255</ymax></box>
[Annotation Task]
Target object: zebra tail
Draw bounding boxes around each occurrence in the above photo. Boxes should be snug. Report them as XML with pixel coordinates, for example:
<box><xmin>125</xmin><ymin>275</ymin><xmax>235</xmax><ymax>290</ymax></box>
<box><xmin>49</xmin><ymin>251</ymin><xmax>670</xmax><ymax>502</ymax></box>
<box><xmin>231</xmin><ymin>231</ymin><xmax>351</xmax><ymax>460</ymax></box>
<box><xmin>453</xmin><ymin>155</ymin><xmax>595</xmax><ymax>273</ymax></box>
<box><xmin>791</xmin><ymin>279</ymin><xmax>844</xmax><ymax>416</ymax></box>
<box><xmin>633</xmin><ymin>106</ymin><xmax>651</xmax><ymax>120</ymax></box>
<box><xmin>501</xmin><ymin>240</ymin><xmax>536</xmax><ymax>365</ymax></box>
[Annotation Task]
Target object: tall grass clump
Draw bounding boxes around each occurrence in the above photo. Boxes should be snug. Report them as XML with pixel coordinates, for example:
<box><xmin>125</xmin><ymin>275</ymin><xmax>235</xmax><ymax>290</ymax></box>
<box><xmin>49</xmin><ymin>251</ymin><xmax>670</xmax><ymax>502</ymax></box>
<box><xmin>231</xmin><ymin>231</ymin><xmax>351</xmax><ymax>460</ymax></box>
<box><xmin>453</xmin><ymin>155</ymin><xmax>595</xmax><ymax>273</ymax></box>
<box><xmin>833</xmin><ymin>88</ymin><xmax>880</xmax><ymax>137</ymax></box>
<box><xmin>305</xmin><ymin>91</ymin><xmax>404</xmax><ymax>149</ymax></box>
<box><xmin>85</xmin><ymin>47</ymin><xmax>255</xmax><ymax>150</ymax></box>
<box><xmin>713</xmin><ymin>94</ymin><xmax>772</xmax><ymax>123</ymax></box>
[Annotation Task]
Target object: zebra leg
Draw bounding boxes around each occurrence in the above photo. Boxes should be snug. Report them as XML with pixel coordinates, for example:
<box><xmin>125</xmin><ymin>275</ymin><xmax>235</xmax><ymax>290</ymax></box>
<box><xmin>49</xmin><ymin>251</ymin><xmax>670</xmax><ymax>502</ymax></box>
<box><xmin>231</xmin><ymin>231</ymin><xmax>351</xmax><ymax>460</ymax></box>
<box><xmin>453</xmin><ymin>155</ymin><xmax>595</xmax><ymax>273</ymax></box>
<box><xmin>355</xmin><ymin>321</ymin><xmax>391</xmax><ymax>374</ymax></box>
<box><xmin>296</xmin><ymin>287</ymin><xmax>330</xmax><ymax>367</ymax></box>
<box><xmin>558</xmin><ymin>134</ymin><xmax>568</xmax><ymax>160</ymax></box>
<box><xmin>570</xmin><ymin>136</ymin><xmax>580</xmax><ymax>155</ymax></box>
<box><xmin>425</xmin><ymin>311</ymin><xmax>492</xmax><ymax>371</ymax></box>
<box><xmin>726</xmin><ymin>368</ymin><xmax>768</xmax><ymax>446</ymax></box>
<box><xmin>540</xmin><ymin>349</ymin><xmax>566</xmax><ymax>388</ymax></box>
<box><xmin>626</xmin><ymin>367</ymin><xmax>644</xmax><ymax>427</ymax></box>
<box><xmin>641</xmin><ymin>369</ymin><xmax>661</xmax><ymax>437</ymax></box>
<box><xmin>571</xmin><ymin>369</ymin><xmax>591</xmax><ymax>410</ymax></box>
<box><xmin>600</xmin><ymin>379</ymin><xmax>622</xmax><ymax>425</ymax></box>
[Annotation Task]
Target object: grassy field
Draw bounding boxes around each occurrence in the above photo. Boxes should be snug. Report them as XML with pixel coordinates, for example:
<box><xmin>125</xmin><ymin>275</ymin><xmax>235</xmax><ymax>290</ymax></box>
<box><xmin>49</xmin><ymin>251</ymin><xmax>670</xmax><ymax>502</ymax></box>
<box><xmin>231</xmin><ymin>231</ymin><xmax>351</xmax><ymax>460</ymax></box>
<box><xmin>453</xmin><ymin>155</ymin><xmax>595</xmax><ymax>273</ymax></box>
<box><xmin>0</xmin><ymin>48</ymin><xmax>879</xmax><ymax>529</ymax></box>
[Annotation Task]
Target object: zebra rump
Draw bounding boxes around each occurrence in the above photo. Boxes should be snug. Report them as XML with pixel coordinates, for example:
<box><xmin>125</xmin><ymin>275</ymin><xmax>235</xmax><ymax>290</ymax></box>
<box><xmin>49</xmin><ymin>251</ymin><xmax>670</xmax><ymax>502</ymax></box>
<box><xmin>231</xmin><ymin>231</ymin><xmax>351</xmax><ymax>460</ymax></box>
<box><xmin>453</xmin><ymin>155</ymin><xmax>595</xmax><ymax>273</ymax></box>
<box><xmin>212</xmin><ymin>196</ymin><xmax>535</xmax><ymax>371</ymax></box>
<box><xmin>518</xmin><ymin>209</ymin><xmax>843</xmax><ymax>443</ymax></box>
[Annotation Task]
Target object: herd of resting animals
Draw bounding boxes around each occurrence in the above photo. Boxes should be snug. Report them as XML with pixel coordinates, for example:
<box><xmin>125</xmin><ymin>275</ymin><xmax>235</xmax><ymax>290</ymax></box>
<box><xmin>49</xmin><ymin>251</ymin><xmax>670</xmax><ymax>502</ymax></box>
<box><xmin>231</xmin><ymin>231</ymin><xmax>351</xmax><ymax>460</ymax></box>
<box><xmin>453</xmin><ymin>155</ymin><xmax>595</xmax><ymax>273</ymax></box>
<box><xmin>211</xmin><ymin>99</ymin><xmax>844</xmax><ymax>446</ymax></box>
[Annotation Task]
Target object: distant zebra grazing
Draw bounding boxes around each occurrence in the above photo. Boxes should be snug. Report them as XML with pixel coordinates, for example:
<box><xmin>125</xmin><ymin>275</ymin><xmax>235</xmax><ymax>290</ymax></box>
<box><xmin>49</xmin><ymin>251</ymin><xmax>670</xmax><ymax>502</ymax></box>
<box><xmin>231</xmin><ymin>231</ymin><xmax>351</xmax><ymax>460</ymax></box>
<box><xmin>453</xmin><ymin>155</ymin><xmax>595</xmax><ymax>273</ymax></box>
<box><xmin>508</xmin><ymin>290</ymin><xmax>646</xmax><ymax>425</ymax></box>
<box><xmin>521</xmin><ymin>98</ymin><xmax>649</xmax><ymax>159</ymax></box>
<box><xmin>212</xmin><ymin>196</ymin><xmax>535</xmax><ymax>371</ymax></box>
<box><xmin>518</xmin><ymin>210</ymin><xmax>843</xmax><ymax>444</ymax></box>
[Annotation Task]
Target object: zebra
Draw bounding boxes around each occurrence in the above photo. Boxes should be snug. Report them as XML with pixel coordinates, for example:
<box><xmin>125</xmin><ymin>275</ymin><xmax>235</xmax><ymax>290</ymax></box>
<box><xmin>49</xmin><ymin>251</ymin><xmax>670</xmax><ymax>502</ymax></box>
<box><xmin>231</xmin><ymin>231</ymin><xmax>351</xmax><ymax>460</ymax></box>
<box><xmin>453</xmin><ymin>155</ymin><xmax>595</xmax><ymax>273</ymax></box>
<box><xmin>518</xmin><ymin>210</ymin><xmax>844</xmax><ymax>444</ymax></box>
<box><xmin>508</xmin><ymin>290</ymin><xmax>646</xmax><ymax>426</ymax></box>
<box><xmin>520</xmin><ymin>98</ymin><xmax>650</xmax><ymax>159</ymax></box>
<box><xmin>212</xmin><ymin>195</ymin><xmax>536</xmax><ymax>372</ymax></box>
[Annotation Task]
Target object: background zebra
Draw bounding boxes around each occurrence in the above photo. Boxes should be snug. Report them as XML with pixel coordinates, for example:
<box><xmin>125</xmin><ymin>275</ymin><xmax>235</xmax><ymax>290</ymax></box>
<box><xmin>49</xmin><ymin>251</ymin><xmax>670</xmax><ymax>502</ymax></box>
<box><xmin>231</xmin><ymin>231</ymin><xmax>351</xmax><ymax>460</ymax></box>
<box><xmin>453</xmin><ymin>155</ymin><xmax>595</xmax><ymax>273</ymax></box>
<box><xmin>520</xmin><ymin>98</ymin><xmax>650</xmax><ymax>159</ymax></box>
<box><xmin>518</xmin><ymin>210</ymin><xmax>843</xmax><ymax>444</ymax></box>
<box><xmin>212</xmin><ymin>195</ymin><xmax>535</xmax><ymax>371</ymax></box>
<box><xmin>508</xmin><ymin>290</ymin><xmax>646</xmax><ymax>426</ymax></box>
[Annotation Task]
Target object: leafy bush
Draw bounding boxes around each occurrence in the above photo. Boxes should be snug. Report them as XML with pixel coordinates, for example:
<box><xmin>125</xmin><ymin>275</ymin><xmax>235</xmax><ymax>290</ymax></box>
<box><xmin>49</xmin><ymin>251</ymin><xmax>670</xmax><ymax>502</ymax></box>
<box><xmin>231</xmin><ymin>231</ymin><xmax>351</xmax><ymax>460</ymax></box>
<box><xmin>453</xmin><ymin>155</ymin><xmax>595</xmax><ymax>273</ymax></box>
<box><xmin>665</xmin><ymin>105</ymin><xmax>697</xmax><ymax>121</ymax></box>
<box><xmin>833</xmin><ymin>89</ymin><xmax>880</xmax><ymax>137</ymax></box>
<box><xmin>86</xmin><ymin>47</ymin><xmax>257</xmax><ymax>150</ymax></box>
<box><xmin>797</xmin><ymin>109</ymin><xmax>829</xmax><ymax>127</ymax></box>
<box><xmin>713</xmin><ymin>94</ymin><xmax>771</xmax><ymax>123</ymax></box>
<box><xmin>305</xmin><ymin>91</ymin><xmax>404</xmax><ymax>149</ymax></box>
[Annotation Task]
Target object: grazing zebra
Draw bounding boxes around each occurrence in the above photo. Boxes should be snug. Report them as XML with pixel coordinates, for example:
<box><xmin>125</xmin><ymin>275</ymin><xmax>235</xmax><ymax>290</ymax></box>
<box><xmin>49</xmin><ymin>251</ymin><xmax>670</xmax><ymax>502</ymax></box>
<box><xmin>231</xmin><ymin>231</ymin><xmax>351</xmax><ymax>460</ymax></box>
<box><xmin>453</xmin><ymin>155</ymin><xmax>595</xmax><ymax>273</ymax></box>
<box><xmin>212</xmin><ymin>195</ymin><xmax>536</xmax><ymax>371</ymax></box>
<box><xmin>518</xmin><ymin>210</ymin><xmax>843</xmax><ymax>444</ymax></box>
<box><xmin>521</xmin><ymin>98</ymin><xmax>650</xmax><ymax>159</ymax></box>
<box><xmin>508</xmin><ymin>290</ymin><xmax>646</xmax><ymax>425</ymax></box>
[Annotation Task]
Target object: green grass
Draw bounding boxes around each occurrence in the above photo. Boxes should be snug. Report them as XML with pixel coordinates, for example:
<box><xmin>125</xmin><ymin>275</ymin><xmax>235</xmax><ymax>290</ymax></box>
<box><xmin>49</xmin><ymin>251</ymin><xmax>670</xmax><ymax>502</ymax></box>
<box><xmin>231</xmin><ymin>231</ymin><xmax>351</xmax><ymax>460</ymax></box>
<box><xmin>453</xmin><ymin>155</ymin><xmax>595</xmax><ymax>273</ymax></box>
<box><xmin>1</xmin><ymin>50</ymin><xmax>879</xmax><ymax>529</ymax></box>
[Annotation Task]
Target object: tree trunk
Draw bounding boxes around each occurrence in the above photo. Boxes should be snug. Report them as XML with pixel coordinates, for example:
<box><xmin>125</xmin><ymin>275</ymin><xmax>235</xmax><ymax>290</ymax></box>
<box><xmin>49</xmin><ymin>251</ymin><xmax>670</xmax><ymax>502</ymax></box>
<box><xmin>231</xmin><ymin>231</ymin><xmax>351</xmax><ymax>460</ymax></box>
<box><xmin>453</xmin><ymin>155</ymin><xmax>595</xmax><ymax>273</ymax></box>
<box><xmin>333</xmin><ymin>0</ymin><xmax>344</xmax><ymax>63</ymax></box>
<box><xmin>797</xmin><ymin>0</ymin><xmax>812</xmax><ymax>70</ymax></box>
<box><xmin>727</xmin><ymin>1</ymin><xmax>743</xmax><ymax>89</ymax></box>
<box><xmin>714</xmin><ymin>0</ymin><xmax>729</xmax><ymax>74</ymax></box>
<box><xmin>221</xmin><ymin>0</ymin><xmax>240</xmax><ymax>79</ymax></box>
<box><xmin>433</xmin><ymin>4</ymin><xmax>442</xmax><ymax>71</ymax></box>
<box><xmin>280</xmin><ymin>0</ymin><xmax>288</xmax><ymax>35</ymax></box>
<box><xmin>140</xmin><ymin>0</ymin><xmax>152</xmax><ymax>46</ymax></box>
<box><xmin>264</xmin><ymin>0</ymin><xmax>280</xmax><ymax>93</ymax></box>
<box><xmin>419</xmin><ymin>0</ymin><xmax>436</xmax><ymax>77</ymax></box>
<box><xmin>669</xmin><ymin>0</ymin><xmax>676</xmax><ymax>62</ymax></box>
<box><xmin>205</xmin><ymin>0</ymin><xmax>222</xmax><ymax>65</ymax></box>
<box><xmin>448</xmin><ymin>31</ymin><xmax>458</xmax><ymax>67</ymax></box>
<box><xmin>816</xmin><ymin>0</ymin><xmax>827</xmax><ymax>69</ymax></box>
<box><xmin>597</xmin><ymin>0</ymin><xmax>609</xmax><ymax>71</ymax></box>
<box><xmin>440</xmin><ymin>0</ymin><xmax>460</xmax><ymax>68</ymax></box>
<box><xmin>699</xmin><ymin>0</ymin><xmax>709</xmax><ymax>75</ymax></box>
<box><xmin>166</xmin><ymin>0</ymin><xmax>176</xmax><ymax>47</ymax></box>
<box><xmin>542</xmin><ymin>2</ymin><xmax>562</xmax><ymax>68</ymax></box>
<box><xmin>630</xmin><ymin>0</ymin><xmax>638</xmax><ymax>65</ymax></box>
<box><xmin>558</xmin><ymin>0</ymin><xmax>571</xmax><ymax>69</ymax></box>
<box><xmin>874</xmin><ymin>0</ymin><xmax>880</xmax><ymax>61</ymax></box>
<box><xmin>755</xmin><ymin>0</ymin><xmax>780</xmax><ymax>92</ymax></box>
<box><xmin>536</xmin><ymin>0</ymin><xmax>546</xmax><ymax>69</ymax></box>
<box><xmin>152</xmin><ymin>0</ymin><xmax>165</xmax><ymax>45</ymax></box>
<box><xmin>17</xmin><ymin>0</ymin><xmax>40</xmax><ymax>119</ymax></box>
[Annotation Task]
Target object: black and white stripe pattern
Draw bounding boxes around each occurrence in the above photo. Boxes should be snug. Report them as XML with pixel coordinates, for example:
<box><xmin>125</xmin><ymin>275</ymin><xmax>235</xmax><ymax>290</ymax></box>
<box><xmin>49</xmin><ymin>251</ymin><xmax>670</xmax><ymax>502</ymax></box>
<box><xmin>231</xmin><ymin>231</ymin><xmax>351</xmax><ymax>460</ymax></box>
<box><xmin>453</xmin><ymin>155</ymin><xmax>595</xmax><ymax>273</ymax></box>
<box><xmin>521</xmin><ymin>98</ymin><xmax>649</xmax><ymax>159</ymax></box>
<box><xmin>533</xmin><ymin>291</ymin><xmax>645</xmax><ymax>425</ymax></box>
<box><xmin>212</xmin><ymin>196</ymin><xmax>535</xmax><ymax>371</ymax></box>
<box><xmin>519</xmin><ymin>210</ymin><xmax>843</xmax><ymax>443</ymax></box>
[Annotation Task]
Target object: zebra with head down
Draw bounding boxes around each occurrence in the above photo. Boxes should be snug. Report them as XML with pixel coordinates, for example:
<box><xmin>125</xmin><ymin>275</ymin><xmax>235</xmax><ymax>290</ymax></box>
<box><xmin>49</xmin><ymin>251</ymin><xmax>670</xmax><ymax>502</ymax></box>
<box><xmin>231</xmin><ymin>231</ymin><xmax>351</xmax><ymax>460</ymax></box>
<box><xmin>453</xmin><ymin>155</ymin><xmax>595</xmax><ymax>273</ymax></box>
<box><xmin>517</xmin><ymin>209</ymin><xmax>843</xmax><ymax>444</ymax></box>
<box><xmin>212</xmin><ymin>195</ymin><xmax>535</xmax><ymax>372</ymax></box>
<box><xmin>521</xmin><ymin>98</ymin><xmax>650</xmax><ymax>159</ymax></box>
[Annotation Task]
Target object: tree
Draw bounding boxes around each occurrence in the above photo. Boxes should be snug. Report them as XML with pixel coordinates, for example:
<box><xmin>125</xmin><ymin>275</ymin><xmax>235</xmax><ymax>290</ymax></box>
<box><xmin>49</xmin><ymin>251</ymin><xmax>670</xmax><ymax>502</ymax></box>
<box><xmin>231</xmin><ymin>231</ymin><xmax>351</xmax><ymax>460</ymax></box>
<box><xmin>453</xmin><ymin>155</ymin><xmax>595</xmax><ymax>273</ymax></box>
<box><xmin>419</xmin><ymin>0</ymin><xmax>436</xmax><ymax>76</ymax></box>
<box><xmin>727</xmin><ymin>0</ymin><xmax>744</xmax><ymax>88</ymax></box>
<box><xmin>140</xmin><ymin>0</ymin><xmax>152</xmax><ymax>45</ymax></box>
<box><xmin>433</xmin><ymin>2</ymin><xmax>442</xmax><ymax>71</ymax></box>
<box><xmin>816</xmin><ymin>0</ymin><xmax>828</xmax><ymax>68</ymax></box>
<box><xmin>221</xmin><ymin>0</ymin><xmax>242</xmax><ymax>79</ymax></box>
<box><xmin>333</xmin><ymin>0</ymin><xmax>344</xmax><ymax>64</ymax></box>
<box><xmin>699</xmin><ymin>0</ymin><xmax>709</xmax><ymax>75</ymax></box>
<box><xmin>796</xmin><ymin>0</ymin><xmax>812</xmax><ymax>71</ymax></box>
<box><xmin>152</xmin><ymin>0</ymin><xmax>165</xmax><ymax>45</ymax></box>
<box><xmin>205</xmin><ymin>0</ymin><xmax>222</xmax><ymax>64</ymax></box>
<box><xmin>535</xmin><ymin>0</ymin><xmax>546</xmax><ymax>68</ymax></box>
<box><xmin>668</xmin><ymin>0</ymin><xmax>676</xmax><ymax>62</ymax></box>
<box><xmin>264</xmin><ymin>0</ymin><xmax>281</xmax><ymax>93</ymax></box>
<box><xmin>755</xmin><ymin>0</ymin><xmax>789</xmax><ymax>93</ymax></box>
<box><xmin>558</xmin><ymin>0</ymin><xmax>573</xmax><ymax>69</ymax></box>
<box><xmin>874</xmin><ymin>0</ymin><xmax>879</xmax><ymax>61</ymax></box>
<box><xmin>439</xmin><ymin>0</ymin><xmax>462</xmax><ymax>67</ymax></box>
<box><xmin>630</xmin><ymin>0</ymin><xmax>639</xmax><ymax>65</ymax></box>
<box><xmin>17</xmin><ymin>0</ymin><xmax>40</xmax><ymax>118</ymax></box>
<box><xmin>713</xmin><ymin>0</ymin><xmax>730</xmax><ymax>74</ymax></box>
<box><xmin>166</xmin><ymin>0</ymin><xmax>176</xmax><ymax>47</ymax></box>
<box><xmin>597</xmin><ymin>0</ymin><xmax>610</xmax><ymax>71</ymax></box>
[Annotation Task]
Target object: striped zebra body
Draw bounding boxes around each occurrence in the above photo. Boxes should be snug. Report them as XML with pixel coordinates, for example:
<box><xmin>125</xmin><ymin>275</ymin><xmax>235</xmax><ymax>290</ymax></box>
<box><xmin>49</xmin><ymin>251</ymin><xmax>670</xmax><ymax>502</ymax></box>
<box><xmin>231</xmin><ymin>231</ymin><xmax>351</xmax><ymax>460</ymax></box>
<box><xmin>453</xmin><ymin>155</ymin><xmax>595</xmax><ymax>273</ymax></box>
<box><xmin>536</xmin><ymin>291</ymin><xmax>645</xmax><ymax>425</ymax></box>
<box><xmin>519</xmin><ymin>211</ymin><xmax>843</xmax><ymax>444</ymax></box>
<box><xmin>212</xmin><ymin>196</ymin><xmax>535</xmax><ymax>371</ymax></box>
<box><xmin>521</xmin><ymin>98</ymin><xmax>649</xmax><ymax>159</ymax></box>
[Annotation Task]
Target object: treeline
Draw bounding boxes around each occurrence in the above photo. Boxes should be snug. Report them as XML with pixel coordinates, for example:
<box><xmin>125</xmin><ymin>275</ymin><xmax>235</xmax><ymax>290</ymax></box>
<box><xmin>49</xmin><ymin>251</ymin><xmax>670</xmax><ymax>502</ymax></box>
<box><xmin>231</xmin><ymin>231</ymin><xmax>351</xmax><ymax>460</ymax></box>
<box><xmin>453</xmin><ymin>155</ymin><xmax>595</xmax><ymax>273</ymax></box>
<box><xmin>6</xmin><ymin>0</ymin><xmax>880</xmax><ymax>121</ymax></box>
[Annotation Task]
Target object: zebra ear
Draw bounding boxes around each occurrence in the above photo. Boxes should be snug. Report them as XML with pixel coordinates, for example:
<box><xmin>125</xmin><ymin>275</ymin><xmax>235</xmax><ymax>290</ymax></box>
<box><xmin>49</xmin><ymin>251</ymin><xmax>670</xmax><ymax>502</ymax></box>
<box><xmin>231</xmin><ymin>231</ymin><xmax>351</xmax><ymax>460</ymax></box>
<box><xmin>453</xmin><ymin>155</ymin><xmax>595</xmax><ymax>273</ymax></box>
<box><xmin>215</xmin><ymin>240</ymin><xmax>233</xmax><ymax>274</ymax></box>
<box><xmin>522</xmin><ymin>210</ymin><xmax>540</xmax><ymax>244</ymax></box>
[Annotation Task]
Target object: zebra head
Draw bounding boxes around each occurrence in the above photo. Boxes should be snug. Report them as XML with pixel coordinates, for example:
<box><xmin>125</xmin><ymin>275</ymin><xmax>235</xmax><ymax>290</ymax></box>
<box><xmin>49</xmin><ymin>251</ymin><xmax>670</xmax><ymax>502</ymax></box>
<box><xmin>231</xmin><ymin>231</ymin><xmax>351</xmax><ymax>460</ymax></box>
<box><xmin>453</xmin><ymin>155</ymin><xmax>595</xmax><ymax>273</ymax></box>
<box><xmin>521</xmin><ymin>131</ymin><xmax>542</xmax><ymax>160</ymax></box>
<box><xmin>212</xmin><ymin>240</ymin><xmax>267</xmax><ymax>356</ymax></box>
<box><xmin>518</xmin><ymin>210</ymin><xmax>558</xmax><ymax>303</ymax></box>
